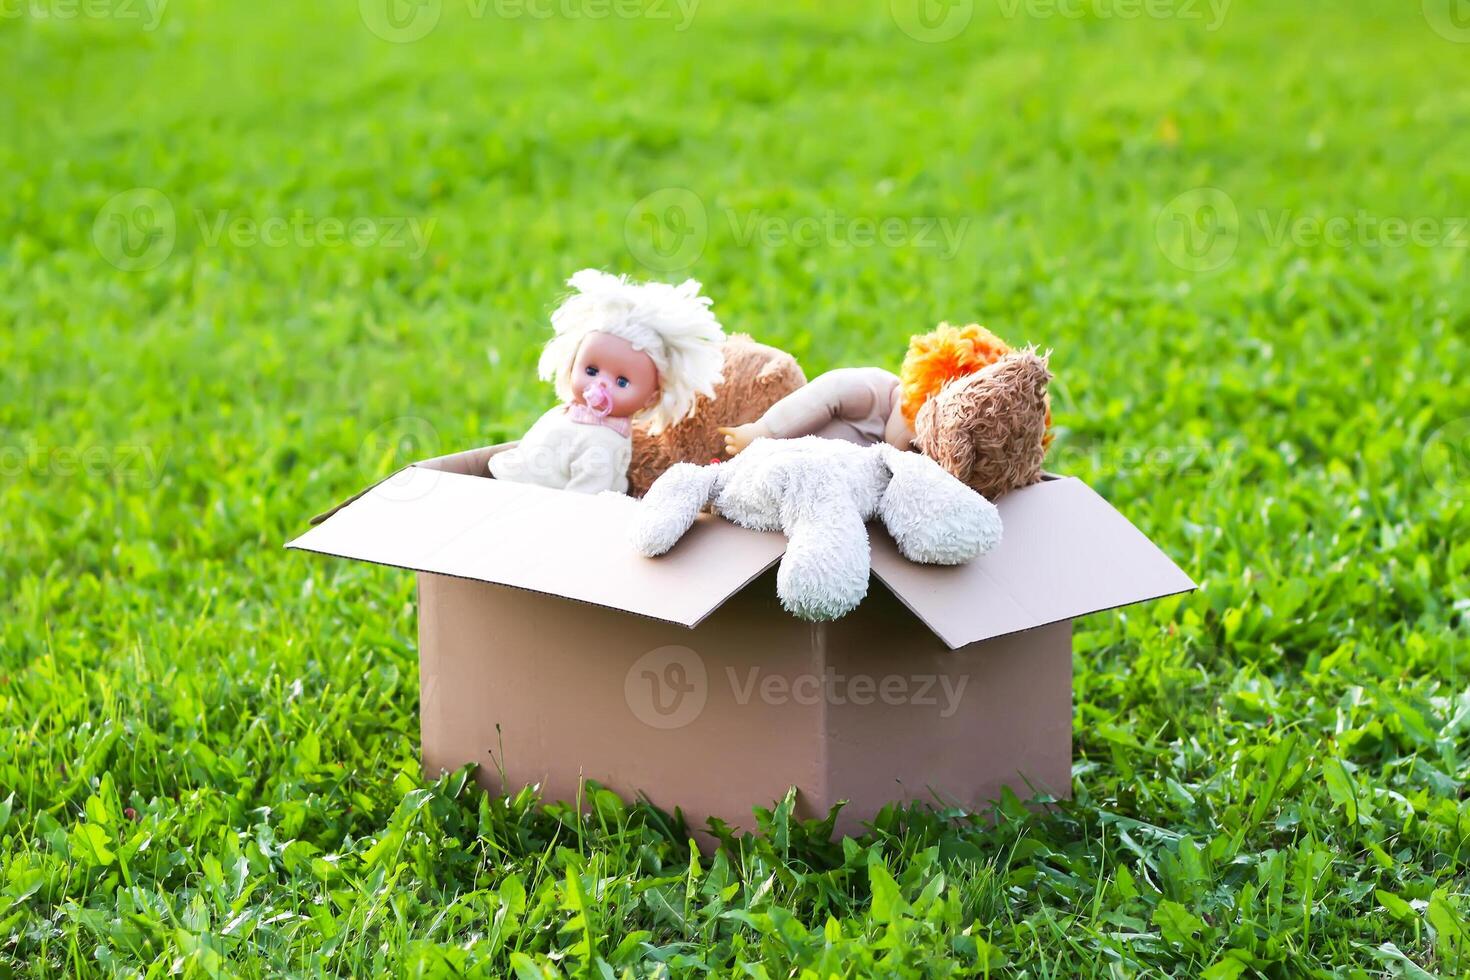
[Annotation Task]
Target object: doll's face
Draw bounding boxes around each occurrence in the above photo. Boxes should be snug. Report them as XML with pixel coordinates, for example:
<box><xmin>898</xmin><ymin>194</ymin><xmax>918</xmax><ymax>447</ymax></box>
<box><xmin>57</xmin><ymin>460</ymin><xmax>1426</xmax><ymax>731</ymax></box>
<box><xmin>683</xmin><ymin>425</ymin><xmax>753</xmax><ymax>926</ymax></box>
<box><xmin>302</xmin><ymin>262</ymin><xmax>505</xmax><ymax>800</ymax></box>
<box><xmin>569</xmin><ymin>331</ymin><xmax>660</xmax><ymax>418</ymax></box>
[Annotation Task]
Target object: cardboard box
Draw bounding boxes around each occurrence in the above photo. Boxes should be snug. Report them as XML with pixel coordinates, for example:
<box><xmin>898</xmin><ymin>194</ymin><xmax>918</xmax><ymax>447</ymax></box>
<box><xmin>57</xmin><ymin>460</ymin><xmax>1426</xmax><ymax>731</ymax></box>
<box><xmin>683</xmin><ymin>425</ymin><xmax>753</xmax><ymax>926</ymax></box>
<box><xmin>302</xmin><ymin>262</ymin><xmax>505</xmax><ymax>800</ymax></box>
<box><xmin>288</xmin><ymin>444</ymin><xmax>1194</xmax><ymax>839</ymax></box>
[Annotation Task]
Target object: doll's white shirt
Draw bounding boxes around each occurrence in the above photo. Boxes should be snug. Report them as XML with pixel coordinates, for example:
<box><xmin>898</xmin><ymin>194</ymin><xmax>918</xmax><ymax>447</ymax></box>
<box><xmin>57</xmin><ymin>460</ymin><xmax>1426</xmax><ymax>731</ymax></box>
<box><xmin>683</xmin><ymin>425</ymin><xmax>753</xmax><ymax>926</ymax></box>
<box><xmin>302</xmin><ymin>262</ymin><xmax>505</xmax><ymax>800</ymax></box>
<box><xmin>488</xmin><ymin>406</ymin><xmax>631</xmax><ymax>495</ymax></box>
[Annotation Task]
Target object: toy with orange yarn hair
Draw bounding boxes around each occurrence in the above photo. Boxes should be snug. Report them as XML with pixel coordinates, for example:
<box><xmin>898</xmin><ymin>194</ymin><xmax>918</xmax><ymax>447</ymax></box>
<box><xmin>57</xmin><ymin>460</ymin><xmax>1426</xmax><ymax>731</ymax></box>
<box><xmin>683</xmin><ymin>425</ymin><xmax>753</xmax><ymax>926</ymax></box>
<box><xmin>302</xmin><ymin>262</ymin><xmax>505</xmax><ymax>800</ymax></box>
<box><xmin>719</xmin><ymin>322</ymin><xmax>1052</xmax><ymax>499</ymax></box>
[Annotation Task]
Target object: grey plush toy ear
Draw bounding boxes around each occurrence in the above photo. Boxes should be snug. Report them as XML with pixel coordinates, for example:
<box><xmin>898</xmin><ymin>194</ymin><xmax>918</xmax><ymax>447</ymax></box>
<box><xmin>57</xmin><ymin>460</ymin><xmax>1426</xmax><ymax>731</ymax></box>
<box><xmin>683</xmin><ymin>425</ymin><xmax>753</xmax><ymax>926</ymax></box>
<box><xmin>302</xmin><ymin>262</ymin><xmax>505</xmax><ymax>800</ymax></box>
<box><xmin>630</xmin><ymin>462</ymin><xmax>720</xmax><ymax>557</ymax></box>
<box><xmin>875</xmin><ymin>445</ymin><xmax>1002</xmax><ymax>565</ymax></box>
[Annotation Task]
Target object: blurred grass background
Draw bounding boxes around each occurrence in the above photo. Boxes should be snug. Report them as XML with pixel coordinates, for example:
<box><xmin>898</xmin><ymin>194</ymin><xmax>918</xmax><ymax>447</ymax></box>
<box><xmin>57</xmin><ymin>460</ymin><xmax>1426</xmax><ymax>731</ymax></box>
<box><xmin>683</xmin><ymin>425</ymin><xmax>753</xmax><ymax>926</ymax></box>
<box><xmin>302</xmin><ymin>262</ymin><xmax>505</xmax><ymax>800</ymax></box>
<box><xmin>2</xmin><ymin>0</ymin><xmax>1469</xmax><ymax>975</ymax></box>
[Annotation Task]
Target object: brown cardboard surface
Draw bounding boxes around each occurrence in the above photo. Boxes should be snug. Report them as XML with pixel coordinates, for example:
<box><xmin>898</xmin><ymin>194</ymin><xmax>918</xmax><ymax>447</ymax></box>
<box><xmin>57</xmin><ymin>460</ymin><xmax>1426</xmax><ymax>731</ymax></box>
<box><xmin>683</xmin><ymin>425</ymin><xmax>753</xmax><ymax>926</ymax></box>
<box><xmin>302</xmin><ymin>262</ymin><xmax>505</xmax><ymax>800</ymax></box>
<box><xmin>820</xmin><ymin>582</ymin><xmax>1073</xmax><ymax>836</ymax></box>
<box><xmin>288</xmin><ymin>468</ymin><xmax>785</xmax><ymax>628</ymax></box>
<box><xmin>418</xmin><ymin>569</ymin><xmax>1073</xmax><ymax>842</ymax></box>
<box><xmin>869</xmin><ymin>476</ymin><xmax>1196</xmax><ymax>649</ymax></box>
<box><xmin>418</xmin><ymin>570</ymin><xmax>828</xmax><ymax>838</ymax></box>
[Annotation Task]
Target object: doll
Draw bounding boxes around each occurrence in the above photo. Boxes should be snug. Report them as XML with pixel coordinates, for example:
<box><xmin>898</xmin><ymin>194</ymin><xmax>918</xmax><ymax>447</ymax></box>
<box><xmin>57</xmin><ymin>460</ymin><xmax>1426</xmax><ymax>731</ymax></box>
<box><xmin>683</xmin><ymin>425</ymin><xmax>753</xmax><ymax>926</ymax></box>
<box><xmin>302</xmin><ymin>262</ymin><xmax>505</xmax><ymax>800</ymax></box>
<box><xmin>489</xmin><ymin>269</ymin><xmax>726</xmax><ymax>495</ymax></box>
<box><xmin>719</xmin><ymin>323</ymin><xmax>1052</xmax><ymax>499</ymax></box>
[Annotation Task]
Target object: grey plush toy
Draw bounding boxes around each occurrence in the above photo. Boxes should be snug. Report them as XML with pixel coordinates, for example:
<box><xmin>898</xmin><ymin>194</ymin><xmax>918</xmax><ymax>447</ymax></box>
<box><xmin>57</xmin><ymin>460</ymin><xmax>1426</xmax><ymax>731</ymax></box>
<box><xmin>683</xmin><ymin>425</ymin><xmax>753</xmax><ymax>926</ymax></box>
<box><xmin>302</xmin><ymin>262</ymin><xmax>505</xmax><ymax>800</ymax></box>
<box><xmin>631</xmin><ymin>436</ymin><xmax>1002</xmax><ymax>621</ymax></box>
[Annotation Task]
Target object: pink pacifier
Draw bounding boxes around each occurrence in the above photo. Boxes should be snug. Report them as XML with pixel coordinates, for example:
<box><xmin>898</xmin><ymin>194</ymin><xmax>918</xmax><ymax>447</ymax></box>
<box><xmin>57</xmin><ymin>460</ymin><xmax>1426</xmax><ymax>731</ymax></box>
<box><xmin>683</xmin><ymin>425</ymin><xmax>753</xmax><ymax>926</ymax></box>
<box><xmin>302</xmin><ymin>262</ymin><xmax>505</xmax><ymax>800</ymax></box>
<box><xmin>582</xmin><ymin>378</ymin><xmax>614</xmax><ymax>417</ymax></box>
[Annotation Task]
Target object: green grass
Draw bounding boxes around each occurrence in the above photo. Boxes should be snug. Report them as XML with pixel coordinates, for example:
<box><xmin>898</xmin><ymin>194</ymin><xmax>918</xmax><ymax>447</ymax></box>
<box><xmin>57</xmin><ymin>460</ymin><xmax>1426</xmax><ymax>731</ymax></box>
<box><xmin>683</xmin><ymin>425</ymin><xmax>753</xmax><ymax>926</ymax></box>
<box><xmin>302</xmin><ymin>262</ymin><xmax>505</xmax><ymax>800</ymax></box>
<box><xmin>3</xmin><ymin>0</ymin><xmax>1469</xmax><ymax>975</ymax></box>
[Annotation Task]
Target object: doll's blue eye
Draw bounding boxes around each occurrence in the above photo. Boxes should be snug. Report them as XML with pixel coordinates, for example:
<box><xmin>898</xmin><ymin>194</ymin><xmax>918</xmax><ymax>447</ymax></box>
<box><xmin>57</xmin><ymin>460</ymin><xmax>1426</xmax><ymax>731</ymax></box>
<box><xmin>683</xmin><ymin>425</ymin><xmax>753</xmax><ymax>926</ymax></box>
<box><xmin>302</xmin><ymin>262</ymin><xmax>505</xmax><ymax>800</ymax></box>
<box><xmin>584</xmin><ymin>366</ymin><xmax>599</xmax><ymax>376</ymax></box>
<box><xmin>616</xmin><ymin>377</ymin><xmax>630</xmax><ymax>388</ymax></box>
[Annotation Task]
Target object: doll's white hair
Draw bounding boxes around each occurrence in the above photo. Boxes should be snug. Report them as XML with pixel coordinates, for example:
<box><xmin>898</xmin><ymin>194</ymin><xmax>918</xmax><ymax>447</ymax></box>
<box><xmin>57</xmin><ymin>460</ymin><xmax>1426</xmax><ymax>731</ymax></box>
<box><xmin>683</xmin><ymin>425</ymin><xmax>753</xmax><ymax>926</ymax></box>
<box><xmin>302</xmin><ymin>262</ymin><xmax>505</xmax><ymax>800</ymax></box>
<box><xmin>538</xmin><ymin>269</ymin><xmax>726</xmax><ymax>434</ymax></box>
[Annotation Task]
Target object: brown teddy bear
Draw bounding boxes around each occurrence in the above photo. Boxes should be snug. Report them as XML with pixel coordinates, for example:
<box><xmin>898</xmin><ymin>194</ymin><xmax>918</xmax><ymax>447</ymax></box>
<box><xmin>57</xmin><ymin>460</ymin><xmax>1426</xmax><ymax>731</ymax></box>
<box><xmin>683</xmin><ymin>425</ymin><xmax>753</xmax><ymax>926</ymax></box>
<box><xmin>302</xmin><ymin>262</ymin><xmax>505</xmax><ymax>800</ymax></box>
<box><xmin>912</xmin><ymin>349</ymin><xmax>1052</xmax><ymax>500</ymax></box>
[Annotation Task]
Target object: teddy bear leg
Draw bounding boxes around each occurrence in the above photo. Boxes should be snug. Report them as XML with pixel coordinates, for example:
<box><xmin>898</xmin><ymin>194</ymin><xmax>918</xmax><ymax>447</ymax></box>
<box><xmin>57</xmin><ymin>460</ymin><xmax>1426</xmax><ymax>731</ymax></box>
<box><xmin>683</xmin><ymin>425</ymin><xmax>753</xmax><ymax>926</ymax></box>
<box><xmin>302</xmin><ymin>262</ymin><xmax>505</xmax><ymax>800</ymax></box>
<box><xmin>630</xmin><ymin>462</ymin><xmax>720</xmax><ymax>557</ymax></box>
<box><xmin>777</xmin><ymin>498</ymin><xmax>870</xmax><ymax>621</ymax></box>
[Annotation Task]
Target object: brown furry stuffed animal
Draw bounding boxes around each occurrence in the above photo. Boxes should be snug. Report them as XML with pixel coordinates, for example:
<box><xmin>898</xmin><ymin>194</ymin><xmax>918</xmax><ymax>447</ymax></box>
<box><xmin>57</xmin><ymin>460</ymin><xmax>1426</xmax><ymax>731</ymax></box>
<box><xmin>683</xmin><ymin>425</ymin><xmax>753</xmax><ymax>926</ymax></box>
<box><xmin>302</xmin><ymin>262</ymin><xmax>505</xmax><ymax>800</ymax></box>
<box><xmin>627</xmin><ymin>334</ymin><xmax>806</xmax><ymax>497</ymax></box>
<box><xmin>913</xmin><ymin>350</ymin><xmax>1053</xmax><ymax>501</ymax></box>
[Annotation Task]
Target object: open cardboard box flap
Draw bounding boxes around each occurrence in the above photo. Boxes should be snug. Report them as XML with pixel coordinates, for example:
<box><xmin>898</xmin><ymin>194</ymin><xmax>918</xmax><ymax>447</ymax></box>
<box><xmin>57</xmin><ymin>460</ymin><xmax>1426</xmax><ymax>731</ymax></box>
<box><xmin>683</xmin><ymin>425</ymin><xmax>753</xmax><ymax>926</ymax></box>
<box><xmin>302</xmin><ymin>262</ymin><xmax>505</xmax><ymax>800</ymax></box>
<box><xmin>869</xmin><ymin>476</ymin><xmax>1195</xmax><ymax>648</ymax></box>
<box><xmin>287</xmin><ymin>444</ymin><xmax>1195</xmax><ymax>644</ymax></box>
<box><xmin>287</xmin><ymin>446</ymin><xmax>786</xmax><ymax>628</ymax></box>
